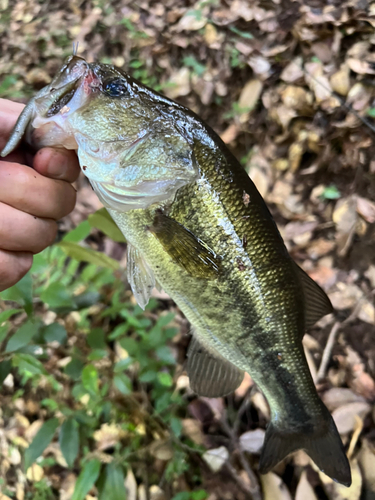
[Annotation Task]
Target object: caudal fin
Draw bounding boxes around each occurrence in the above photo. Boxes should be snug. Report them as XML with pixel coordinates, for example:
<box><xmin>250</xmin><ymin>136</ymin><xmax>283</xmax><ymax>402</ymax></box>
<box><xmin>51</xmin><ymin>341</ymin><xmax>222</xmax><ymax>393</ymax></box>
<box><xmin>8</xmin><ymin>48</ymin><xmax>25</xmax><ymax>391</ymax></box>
<box><xmin>259</xmin><ymin>416</ymin><xmax>351</xmax><ymax>487</ymax></box>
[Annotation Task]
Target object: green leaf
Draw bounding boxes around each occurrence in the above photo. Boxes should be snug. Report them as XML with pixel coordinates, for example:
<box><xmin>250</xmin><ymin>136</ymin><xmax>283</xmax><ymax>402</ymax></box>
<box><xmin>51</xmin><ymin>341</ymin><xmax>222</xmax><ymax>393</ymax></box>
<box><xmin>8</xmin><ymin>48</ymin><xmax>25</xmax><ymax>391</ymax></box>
<box><xmin>157</xmin><ymin>372</ymin><xmax>173</xmax><ymax>387</ymax></box>
<box><xmin>113</xmin><ymin>373</ymin><xmax>132</xmax><ymax>395</ymax></box>
<box><xmin>0</xmin><ymin>272</ymin><xmax>33</xmax><ymax>315</ymax></box>
<box><xmin>58</xmin><ymin>241</ymin><xmax>120</xmax><ymax>270</ymax></box>
<box><xmin>88</xmin><ymin>349</ymin><xmax>108</xmax><ymax>361</ymax></box>
<box><xmin>156</xmin><ymin>346</ymin><xmax>176</xmax><ymax>365</ymax></box>
<box><xmin>170</xmin><ymin>417</ymin><xmax>182</xmax><ymax>438</ymax></box>
<box><xmin>87</xmin><ymin>328</ymin><xmax>106</xmax><ymax>349</ymax></box>
<box><xmin>191</xmin><ymin>490</ymin><xmax>208</xmax><ymax>500</ymax></box>
<box><xmin>5</xmin><ymin>320</ymin><xmax>41</xmax><ymax>353</ymax></box>
<box><xmin>88</xmin><ymin>208</ymin><xmax>126</xmax><ymax>243</ymax></box>
<box><xmin>0</xmin><ymin>360</ymin><xmax>11</xmax><ymax>386</ymax></box>
<box><xmin>71</xmin><ymin>459</ymin><xmax>101</xmax><ymax>500</ymax></box>
<box><xmin>229</xmin><ymin>26</ymin><xmax>253</xmax><ymax>39</ymax></box>
<box><xmin>171</xmin><ymin>493</ymin><xmax>190</xmax><ymax>500</ymax></box>
<box><xmin>139</xmin><ymin>370</ymin><xmax>156</xmax><ymax>383</ymax></box>
<box><xmin>321</xmin><ymin>185</ymin><xmax>341</xmax><ymax>200</ymax></box>
<box><xmin>81</xmin><ymin>364</ymin><xmax>99</xmax><ymax>395</ymax></box>
<box><xmin>98</xmin><ymin>463</ymin><xmax>127</xmax><ymax>500</ymax></box>
<box><xmin>65</xmin><ymin>357</ymin><xmax>84</xmax><ymax>380</ymax></box>
<box><xmin>63</xmin><ymin>220</ymin><xmax>91</xmax><ymax>243</ymax></box>
<box><xmin>0</xmin><ymin>324</ymin><xmax>8</xmax><ymax>344</ymax></box>
<box><xmin>40</xmin><ymin>282</ymin><xmax>75</xmax><ymax>310</ymax></box>
<box><xmin>157</xmin><ymin>313</ymin><xmax>175</xmax><ymax>328</ymax></box>
<box><xmin>0</xmin><ymin>308</ymin><xmax>22</xmax><ymax>323</ymax></box>
<box><xmin>74</xmin><ymin>291</ymin><xmax>101</xmax><ymax>310</ymax></box>
<box><xmin>24</xmin><ymin>418</ymin><xmax>59</xmax><ymax>470</ymax></box>
<box><xmin>42</xmin><ymin>323</ymin><xmax>67</xmax><ymax>345</ymax></box>
<box><xmin>59</xmin><ymin>418</ymin><xmax>79</xmax><ymax>468</ymax></box>
<box><xmin>366</xmin><ymin>107</ymin><xmax>375</xmax><ymax>117</ymax></box>
<box><xmin>12</xmin><ymin>353</ymin><xmax>46</xmax><ymax>375</ymax></box>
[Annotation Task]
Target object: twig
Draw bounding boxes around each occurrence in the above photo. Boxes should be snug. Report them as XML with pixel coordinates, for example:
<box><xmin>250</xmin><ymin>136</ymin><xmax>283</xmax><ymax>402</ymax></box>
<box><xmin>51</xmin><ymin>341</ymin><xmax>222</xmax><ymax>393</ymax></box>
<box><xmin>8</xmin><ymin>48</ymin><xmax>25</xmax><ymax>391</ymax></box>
<box><xmin>220</xmin><ymin>413</ymin><xmax>262</xmax><ymax>500</ymax></box>
<box><xmin>225</xmin><ymin>460</ymin><xmax>258</xmax><ymax>497</ymax></box>
<box><xmin>317</xmin><ymin>291</ymin><xmax>375</xmax><ymax>382</ymax></box>
<box><xmin>317</xmin><ymin>321</ymin><xmax>341</xmax><ymax>382</ymax></box>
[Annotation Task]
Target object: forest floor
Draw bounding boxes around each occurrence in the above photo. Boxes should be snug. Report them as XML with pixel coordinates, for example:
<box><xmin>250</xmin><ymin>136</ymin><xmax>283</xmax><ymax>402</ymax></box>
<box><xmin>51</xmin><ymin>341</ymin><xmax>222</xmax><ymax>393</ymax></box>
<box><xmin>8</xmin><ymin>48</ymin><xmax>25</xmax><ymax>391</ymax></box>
<box><xmin>1</xmin><ymin>1</ymin><xmax>375</xmax><ymax>499</ymax></box>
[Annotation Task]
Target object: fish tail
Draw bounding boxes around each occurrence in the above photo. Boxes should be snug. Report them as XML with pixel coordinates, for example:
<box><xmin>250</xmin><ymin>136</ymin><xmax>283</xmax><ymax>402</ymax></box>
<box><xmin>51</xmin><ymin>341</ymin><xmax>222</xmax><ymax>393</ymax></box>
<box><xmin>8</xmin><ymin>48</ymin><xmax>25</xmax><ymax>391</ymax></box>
<box><xmin>259</xmin><ymin>413</ymin><xmax>352</xmax><ymax>487</ymax></box>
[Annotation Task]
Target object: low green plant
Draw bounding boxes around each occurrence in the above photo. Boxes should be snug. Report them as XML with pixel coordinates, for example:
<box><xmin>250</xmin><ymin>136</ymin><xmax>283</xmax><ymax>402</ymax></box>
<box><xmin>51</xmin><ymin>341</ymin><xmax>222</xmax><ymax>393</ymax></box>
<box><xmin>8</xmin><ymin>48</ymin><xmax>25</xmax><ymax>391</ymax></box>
<box><xmin>0</xmin><ymin>209</ymin><xmax>202</xmax><ymax>498</ymax></box>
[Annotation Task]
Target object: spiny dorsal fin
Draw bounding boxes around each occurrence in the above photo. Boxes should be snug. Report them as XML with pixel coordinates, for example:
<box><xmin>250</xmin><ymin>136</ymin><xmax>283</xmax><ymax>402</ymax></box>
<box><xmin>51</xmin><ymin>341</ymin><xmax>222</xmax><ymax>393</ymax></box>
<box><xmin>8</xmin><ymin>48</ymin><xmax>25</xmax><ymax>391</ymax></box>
<box><xmin>150</xmin><ymin>211</ymin><xmax>221</xmax><ymax>279</ymax></box>
<box><xmin>187</xmin><ymin>337</ymin><xmax>244</xmax><ymax>397</ymax></box>
<box><xmin>294</xmin><ymin>262</ymin><xmax>333</xmax><ymax>330</ymax></box>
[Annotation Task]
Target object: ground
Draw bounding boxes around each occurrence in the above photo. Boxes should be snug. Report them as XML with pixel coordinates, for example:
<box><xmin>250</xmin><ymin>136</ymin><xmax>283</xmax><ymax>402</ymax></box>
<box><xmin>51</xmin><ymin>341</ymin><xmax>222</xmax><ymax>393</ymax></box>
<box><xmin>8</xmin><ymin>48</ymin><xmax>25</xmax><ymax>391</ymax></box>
<box><xmin>0</xmin><ymin>1</ymin><xmax>375</xmax><ymax>499</ymax></box>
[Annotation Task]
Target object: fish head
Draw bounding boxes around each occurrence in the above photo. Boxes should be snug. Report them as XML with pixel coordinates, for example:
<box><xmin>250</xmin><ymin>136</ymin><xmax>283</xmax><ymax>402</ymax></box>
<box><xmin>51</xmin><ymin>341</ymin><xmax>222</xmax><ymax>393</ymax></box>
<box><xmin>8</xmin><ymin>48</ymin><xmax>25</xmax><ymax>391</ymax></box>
<box><xmin>2</xmin><ymin>56</ymin><xmax>198</xmax><ymax>211</ymax></box>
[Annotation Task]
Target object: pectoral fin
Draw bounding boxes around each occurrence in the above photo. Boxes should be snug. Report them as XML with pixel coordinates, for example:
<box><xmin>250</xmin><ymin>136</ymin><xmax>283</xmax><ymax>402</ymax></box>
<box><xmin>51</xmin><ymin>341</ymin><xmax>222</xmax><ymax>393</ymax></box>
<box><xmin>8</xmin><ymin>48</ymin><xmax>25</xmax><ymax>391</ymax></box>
<box><xmin>294</xmin><ymin>262</ymin><xmax>333</xmax><ymax>329</ymax></box>
<box><xmin>187</xmin><ymin>337</ymin><xmax>244</xmax><ymax>397</ymax></box>
<box><xmin>150</xmin><ymin>211</ymin><xmax>221</xmax><ymax>279</ymax></box>
<box><xmin>126</xmin><ymin>244</ymin><xmax>155</xmax><ymax>310</ymax></box>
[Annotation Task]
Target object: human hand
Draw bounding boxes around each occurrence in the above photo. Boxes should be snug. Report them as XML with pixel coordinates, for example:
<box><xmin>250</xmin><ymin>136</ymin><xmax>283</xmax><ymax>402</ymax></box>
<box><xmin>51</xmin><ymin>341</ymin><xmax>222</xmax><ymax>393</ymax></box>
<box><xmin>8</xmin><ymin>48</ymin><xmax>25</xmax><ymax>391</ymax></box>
<box><xmin>0</xmin><ymin>98</ymin><xmax>81</xmax><ymax>291</ymax></box>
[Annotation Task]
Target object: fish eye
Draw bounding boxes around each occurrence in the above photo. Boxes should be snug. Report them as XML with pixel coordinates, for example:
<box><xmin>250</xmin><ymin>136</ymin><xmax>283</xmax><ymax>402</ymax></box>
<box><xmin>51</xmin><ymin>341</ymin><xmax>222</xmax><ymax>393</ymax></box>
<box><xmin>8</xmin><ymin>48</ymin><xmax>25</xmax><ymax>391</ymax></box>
<box><xmin>103</xmin><ymin>78</ymin><xmax>129</xmax><ymax>97</ymax></box>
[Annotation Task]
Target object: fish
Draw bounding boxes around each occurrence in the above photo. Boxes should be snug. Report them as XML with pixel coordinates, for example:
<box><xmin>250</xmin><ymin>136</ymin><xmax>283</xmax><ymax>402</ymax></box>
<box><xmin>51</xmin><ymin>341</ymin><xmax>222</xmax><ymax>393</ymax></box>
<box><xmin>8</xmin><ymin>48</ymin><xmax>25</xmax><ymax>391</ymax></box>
<box><xmin>1</xmin><ymin>55</ymin><xmax>351</xmax><ymax>486</ymax></box>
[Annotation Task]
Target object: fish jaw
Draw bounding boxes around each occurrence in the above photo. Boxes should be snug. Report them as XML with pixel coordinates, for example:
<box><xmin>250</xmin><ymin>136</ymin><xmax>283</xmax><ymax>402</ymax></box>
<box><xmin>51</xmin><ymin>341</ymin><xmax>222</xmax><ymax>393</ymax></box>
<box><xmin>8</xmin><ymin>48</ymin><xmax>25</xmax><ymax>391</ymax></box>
<box><xmin>1</xmin><ymin>55</ymin><xmax>100</xmax><ymax>156</ymax></box>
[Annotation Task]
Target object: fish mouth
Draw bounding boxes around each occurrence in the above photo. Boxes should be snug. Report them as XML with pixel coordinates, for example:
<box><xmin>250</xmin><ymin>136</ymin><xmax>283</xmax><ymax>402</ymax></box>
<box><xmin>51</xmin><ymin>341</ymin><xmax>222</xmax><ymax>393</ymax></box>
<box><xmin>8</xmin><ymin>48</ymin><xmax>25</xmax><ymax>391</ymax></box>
<box><xmin>35</xmin><ymin>56</ymin><xmax>92</xmax><ymax>118</ymax></box>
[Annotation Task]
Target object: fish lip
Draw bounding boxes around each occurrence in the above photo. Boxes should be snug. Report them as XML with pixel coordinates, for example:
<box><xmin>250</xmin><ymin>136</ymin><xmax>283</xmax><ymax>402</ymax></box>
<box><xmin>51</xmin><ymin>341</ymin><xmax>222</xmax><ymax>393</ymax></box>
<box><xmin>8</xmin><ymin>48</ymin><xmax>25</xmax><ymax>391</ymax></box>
<box><xmin>34</xmin><ymin>57</ymin><xmax>91</xmax><ymax>117</ymax></box>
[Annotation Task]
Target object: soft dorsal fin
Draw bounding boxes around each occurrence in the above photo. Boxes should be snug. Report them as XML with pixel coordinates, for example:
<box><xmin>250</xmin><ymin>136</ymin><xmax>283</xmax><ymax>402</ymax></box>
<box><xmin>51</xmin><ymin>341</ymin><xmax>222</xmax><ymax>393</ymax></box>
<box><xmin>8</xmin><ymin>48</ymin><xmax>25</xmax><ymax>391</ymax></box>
<box><xmin>126</xmin><ymin>243</ymin><xmax>155</xmax><ymax>310</ymax></box>
<box><xmin>294</xmin><ymin>262</ymin><xmax>333</xmax><ymax>330</ymax></box>
<box><xmin>150</xmin><ymin>211</ymin><xmax>221</xmax><ymax>279</ymax></box>
<box><xmin>187</xmin><ymin>337</ymin><xmax>244</xmax><ymax>397</ymax></box>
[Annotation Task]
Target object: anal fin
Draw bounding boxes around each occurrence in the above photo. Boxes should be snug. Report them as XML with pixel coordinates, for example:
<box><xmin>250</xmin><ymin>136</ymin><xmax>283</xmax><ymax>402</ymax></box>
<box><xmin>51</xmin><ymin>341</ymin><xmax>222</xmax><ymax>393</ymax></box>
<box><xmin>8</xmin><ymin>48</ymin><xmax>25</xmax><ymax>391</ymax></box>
<box><xmin>187</xmin><ymin>337</ymin><xmax>244</xmax><ymax>397</ymax></box>
<box><xmin>294</xmin><ymin>262</ymin><xmax>333</xmax><ymax>329</ymax></box>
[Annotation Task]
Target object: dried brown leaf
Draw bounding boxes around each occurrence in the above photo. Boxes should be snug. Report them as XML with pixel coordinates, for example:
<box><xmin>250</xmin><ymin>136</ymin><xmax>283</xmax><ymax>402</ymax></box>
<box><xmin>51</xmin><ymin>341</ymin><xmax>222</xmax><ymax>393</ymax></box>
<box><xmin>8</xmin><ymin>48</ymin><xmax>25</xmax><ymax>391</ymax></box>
<box><xmin>295</xmin><ymin>471</ymin><xmax>318</xmax><ymax>500</ymax></box>
<box><xmin>347</xmin><ymin>58</ymin><xmax>375</xmax><ymax>75</ymax></box>
<box><xmin>202</xmin><ymin>446</ymin><xmax>229</xmax><ymax>472</ymax></box>
<box><xmin>330</xmin><ymin>65</ymin><xmax>351</xmax><ymax>96</ymax></box>
<box><xmin>332</xmin><ymin>402</ymin><xmax>371</xmax><ymax>434</ymax></box>
<box><xmin>280</xmin><ymin>57</ymin><xmax>304</xmax><ymax>83</ymax></box>
<box><xmin>93</xmin><ymin>423</ymin><xmax>126</xmax><ymax>451</ymax></box>
<box><xmin>260</xmin><ymin>473</ymin><xmax>292</xmax><ymax>500</ymax></box>
<box><xmin>165</xmin><ymin>68</ymin><xmax>191</xmax><ymax>99</ymax></box>
<box><xmin>182</xmin><ymin>418</ymin><xmax>204</xmax><ymax>445</ymax></box>
<box><xmin>238</xmin><ymin>79</ymin><xmax>263</xmax><ymax>123</ymax></box>
<box><xmin>125</xmin><ymin>467</ymin><xmax>137</xmax><ymax>500</ymax></box>
<box><xmin>149</xmin><ymin>439</ymin><xmax>174</xmax><ymax>461</ymax></box>
<box><xmin>239</xmin><ymin>429</ymin><xmax>265</xmax><ymax>454</ymax></box>
<box><xmin>358</xmin><ymin>440</ymin><xmax>375</xmax><ymax>496</ymax></box>
<box><xmin>26</xmin><ymin>463</ymin><xmax>44</xmax><ymax>482</ymax></box>
<box><xmin>175</xmin><ymin>9</ymin><xmax>207</xmax><ymax>31</ymax></box>
<box><xmin>330</xmin><ymin>459</ymin><xmax>362</xmax><ymax>500</ymax></box>
<box><xmin>280</xmin><ymin>85</ymin><xmax>313</xmax><ymax>110</ymax></box>
<box><xmin>333</xmin><ymin>196</ymin><xmax>358</xmax><ymax>235</ymax></box>
<box><xmin>356</xmin><ymin>197</ymin><xmax>375</xmax><ymax>223</ymax></box>
<box><xmin>323</xmin><ymin>388</ymin><xmax>366</xmax><ymax>412</ymax></box>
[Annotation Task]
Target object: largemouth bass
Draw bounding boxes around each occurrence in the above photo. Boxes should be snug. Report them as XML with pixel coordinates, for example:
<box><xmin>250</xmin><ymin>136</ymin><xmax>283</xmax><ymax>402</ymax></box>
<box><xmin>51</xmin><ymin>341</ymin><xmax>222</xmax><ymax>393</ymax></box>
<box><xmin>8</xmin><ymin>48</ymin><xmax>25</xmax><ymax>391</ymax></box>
<box><xmin>1</xmin><ymin>56</ymin><xmax>351</xmax><ymax>486</ymax></box>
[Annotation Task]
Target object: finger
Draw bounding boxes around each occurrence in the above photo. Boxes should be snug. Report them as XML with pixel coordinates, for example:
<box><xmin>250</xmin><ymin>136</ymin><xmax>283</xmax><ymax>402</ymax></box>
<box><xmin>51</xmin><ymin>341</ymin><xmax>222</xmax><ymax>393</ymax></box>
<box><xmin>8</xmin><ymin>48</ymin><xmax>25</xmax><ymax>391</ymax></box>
<box><xmin>0</xmin><ymin>202</ymin><xmax>57</xmax><ymax>253</ymax></box>
<box><xmin>0</xmin><ymin>161</ymin><xmax>76</xmax><ymax>220</ymax></box>
<box><xmin>33</xmin><ymin>147</ymin><xmax>81</xmax><ymax>183</ymax></box>
<box><xmin>0</xmin><ymin>249</ymin><xmax>33</xmax><ymax>292</ymax></box>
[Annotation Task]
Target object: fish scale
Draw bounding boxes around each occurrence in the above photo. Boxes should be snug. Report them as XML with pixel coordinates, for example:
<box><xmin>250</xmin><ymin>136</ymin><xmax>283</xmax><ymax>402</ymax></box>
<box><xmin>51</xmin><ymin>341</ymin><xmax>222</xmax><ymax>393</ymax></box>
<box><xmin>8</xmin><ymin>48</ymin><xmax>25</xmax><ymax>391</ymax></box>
<box><xmin>1</xmin><ymin>54</ymin><xmax>351</xmax><ymax>486</ymax></box>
